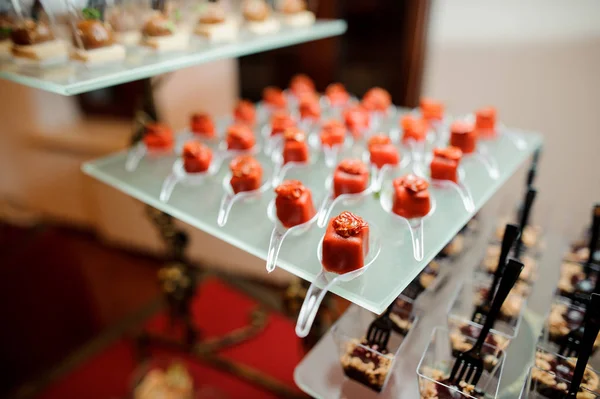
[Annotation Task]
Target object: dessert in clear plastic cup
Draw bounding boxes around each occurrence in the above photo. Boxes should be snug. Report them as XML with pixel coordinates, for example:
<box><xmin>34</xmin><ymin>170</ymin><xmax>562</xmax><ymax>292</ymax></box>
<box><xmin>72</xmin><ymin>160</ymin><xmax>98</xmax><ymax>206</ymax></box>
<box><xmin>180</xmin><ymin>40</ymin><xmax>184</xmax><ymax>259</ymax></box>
<box><xmin>473</xmin><ymin>245</ymin><xmax>535</xmax><ymax>298</ymax></box>
<box><xmin>417</xmin><ymin>327</ymin><xmax>505</xmax><ymax>399</ymax></box>
<box><xmin>130</xmin><ymin>357</ymin><xmax>195</xmax><ymax>399</ymax></box>
<box><xmin>333</xmin><ymin>305</ymin><xmax>413</xmax><ymax>393</ymax></box>
<box><xmin>492</xmin><ymin>220</ymin><xmax>543</xmax><ymax>259</ymax></box>
<box><xmin>389</xmin><ymin>294</ymin><xmax>419</xmax><ymax>336</ymax></box>
<box><xmin>449</xmin><ymin>276</ymin><xmax>527</xmax><ymax>339</ymax></box>
<box><xmin>556</xmin><ymin>260</ymin><xmax>599</xmax><ymax>299</ymax></box>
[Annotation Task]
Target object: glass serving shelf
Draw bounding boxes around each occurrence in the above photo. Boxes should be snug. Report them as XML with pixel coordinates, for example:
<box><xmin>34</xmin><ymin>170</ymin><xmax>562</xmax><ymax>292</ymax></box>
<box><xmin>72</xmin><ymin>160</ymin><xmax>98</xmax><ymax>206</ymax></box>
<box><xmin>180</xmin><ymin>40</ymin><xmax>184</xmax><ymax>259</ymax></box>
<box><xmin>0</xmin><ymin>20</ymin><xmax>346</xmax><ymax>96</ymax></box>
<box><xmin>82</xmin><ymin>111</ymin><xmax>541</xmax><ymax>313</ymax></box>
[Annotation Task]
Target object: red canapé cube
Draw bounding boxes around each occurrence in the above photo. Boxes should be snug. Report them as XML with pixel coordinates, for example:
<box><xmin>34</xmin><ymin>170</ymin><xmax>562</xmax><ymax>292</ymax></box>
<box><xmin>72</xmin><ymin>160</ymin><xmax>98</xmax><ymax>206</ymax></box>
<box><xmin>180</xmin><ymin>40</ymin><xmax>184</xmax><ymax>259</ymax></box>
<box><xmin>362</xmin><ymin>87</ymin><xmax>392</xmax><ymax>113</ymax></box>
<box><xmin>289</xmin><ymin>74</ymin><xmax>315</xmax><ymax>98</ymax></box>
<box><xmin>333</xmin><ymin>159</ymin><xmax>369</xmax><ymax>198</ymax></box>
<box><xmin>229</xmin><ymin>155</ymin><xmax>263</xmax><ymax>194</ymax></box>
<box><xmin>392</xmin><ymin>174</ymin><xmax>431</xmax><ymax>218</ymax></box>
<box><xmin>322</xmin><ymin>211</ymin><xmax>370</xmax><ymax>274</ymax></box>
<box><xmin>226</xmin><ymin>124</ymin><xmax>255</xmax><ymax>151</ymax></box>
<box><xmin>271</xmin><ymin>112</ymin><xmax>296</xmax><ymax>136</ymax></box>
<box><xmin>143</xmin><ymin>123</ymin><xmax>174</xmax><ymax>151</ymax></box>
<box><xmin>325</xmin><ymin>83</ymin><xmax>350</xmax><ymax>106</ymax></box>
<box><xmin>234</xmin><ymin>100</ymin><xmax>256</xmax><ymax>126</ymax></box>
<box><xmin>400</xmin><ymin>115</ymin><xmax>427</xmax><ymax>143</ymax></box>
<box><xmin>182</xmin><ymin>141</ymin><xmax>212</xmax><ymax>173</ymax></box>
<box><xmin>299</xmin><ymin>96</ymin><xmax>321</xmax><ymax>120</ymax></box>
<box><xmin>368</xmin><ymin>135</ymin><xmax>399</xmax><ymax>169</ymax></box>
<box><xmin>449</xmin><ymin>121</ymin><xmax>477</xmax><ymax>154</ymax></box>
<box><xmin>343</xmin><ymin>106</ymin><xmax>370</xmax><ymax>137</ymax></box>
<box><xmin>475</xmin><ymin>107</ymin><xmax>497</xmax><ymax>139</ymax></box>
<box><xmin>430</xmin><ymin>146</ymin><xmax>463</xmax><ymax>183</ymax></box>
<box><xmin>274</xmin><ymin>180</ymin><xmax>316</xmax><ymax>228</ymax></box>
<box><xmin>190</xmin><ymin>113</ymin><xmax>216</xmax><ymax>138</ymax></box>
<box><xmin>283</xmin><ymin>128</ymin><xmax>309</xmax><ymax>164</ymax></box>
<box><xmin>420</xmin><ymin>98</ymin><xmax>444</xmax><ymax>122</ymax></box>
<box><xmin>263</xmin><ymin>86</ymin><xmax>287</xmax><ymax>109</ymax></box>
<box><xmin>320</xmin><ymin>119</ymin><xmax>346</xmax><ymax>147</ymax></box>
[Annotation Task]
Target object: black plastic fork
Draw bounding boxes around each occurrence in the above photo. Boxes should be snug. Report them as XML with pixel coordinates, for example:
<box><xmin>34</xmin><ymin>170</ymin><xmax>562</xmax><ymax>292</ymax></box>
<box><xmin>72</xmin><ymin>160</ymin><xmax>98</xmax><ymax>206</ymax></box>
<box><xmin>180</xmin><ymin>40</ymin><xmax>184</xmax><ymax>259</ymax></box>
<box><xmin>449</xmin><ymin>258</ymin><xmax>523</xmax><ymax>388</ymax></box>
<box><xmin>574</xmin><ymin>204</ymin><xmax>600</xmax><ymax>298</ymax></box>
<box><xmin>471</xmin><ymin>224</ymin><xmax>520</xmax><ymax>325</ymax></box>
<box><xmin>366</xmin><ymin>304</ymin><xmax>394</xmax><ymax>351</ymax></box>
<box><xmin>566</xmin><ymin>293</ymin><xmax>600</xmax><ymax>398</ymax></box>
<box><xmin>513</xmin><ymin>188</ymin><xmax>537</xmax><ymax>259</ymax></box>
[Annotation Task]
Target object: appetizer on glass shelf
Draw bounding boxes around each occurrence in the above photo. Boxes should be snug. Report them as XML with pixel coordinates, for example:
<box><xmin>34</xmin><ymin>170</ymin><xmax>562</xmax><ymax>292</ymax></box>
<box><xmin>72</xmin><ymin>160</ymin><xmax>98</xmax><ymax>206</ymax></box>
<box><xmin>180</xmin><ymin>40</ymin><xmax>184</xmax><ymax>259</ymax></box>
<box><xmin>343</xmin><ymin>105</ymin><xmax>370</xmax><ymax>137</ymax></box>
<box><xmin>419</xmin><ymin>97</ymin><xmax>444</xmax><ymax>124</ymax></box>
<box><xmin>449</xmin><ymin>121</ymin><xmax>477</xmax><ymax>154</ymax></box>
<box><xmin>320</xmin><ymin>119</ymin><xmax>346</xmax><ymax>148</ymax></box>
<box><xmin>270</xmin><ymin>111</ymin><xmax>296</xmax><ymax>136</ymax></box>
<box><xmin>274</xmin><ymin>180</ymin><xmax>316</xmax><ymax>228</ymax></box>
<box><xmin>361</xmin><ymin>87</ymin><xmax>392</xmax><ymax>114</ymax></box>
<box><xmin>368</xmin><ymin>135</ymin><xmax>399</xmax><ymax>169</ymax></box>
<box><xmin>11</xmin><ymin>16</ymin><xmax>69</xmax><ymax>65</ymax></box>
<box><xmin>449</xmin><ymin>321</ymin><xmax>508</xmax><ymax>372</ymax></box>
<box><xmin>474</xmin><ymin>107</ymin><xmax>497</xmax><ymax>139</ymax></box>
<box><xmin>401</xmin><ymin>115</ymin><xmax>427</xmax><ymax>144</ymax></box>
<box><xmin>325</xmin><ymin>83</ymin><xmax>350</xmax><ymax>107</ymax></box>
<box><xmin>234</xmin><ymin>99</ymin><xmax>257</xmax><ymax>126</ymax></box>
<box><xmin>143</xmin><ymin>122</ymin><xmax>174</xmax><ymax>151</ymax></box>
<box><xmin>182</xmin><ymin>141</ymin><xmax>212</xmax><ymax>173</ymax></box>
<box><xmin>420</xmin><ymin>368</ymin><xmax>485</xmax><ymax>399</ymax></box>
<box><xmin>430</xmin><ymin>146</ymin><xmax>463</xmax><ymax>183</ymax></box>
<box><xmin>322</xmin><ymin>211</ymin><xmax>369</xmax><ymax>274</ymax></box>
<box><xmin>333</xmin><ymin>159</ymin><xmax>369</xmax><ymax>198</ymax></box>
<box><xmin>263</xmin><ymin>86</ymin><xmax>287</xmax><ymax>109</ymax></box>
<box><xmin>282</xmin><ymin>128</ymin><xmax>309</xmax><ymax>164</ymax></box>
<box><xmin>141</xmin><ymin>12</ymin><xmax>189</xmax><ymax>51</ymax></box>
<box><xmin>340</xmin><ymin>338</ymin><xmax>394</xmax><ymax>393</ymax></box>
<box><xmin>289</xmin><ymin>73</ymin><xmax>315</xmax><ymax>99</ymax></box>
<box><xmin>242</xmin><ymin>0</ymin><xmax>279</xmax><ymax>34</ymax></box>
<box><xmin>106</xmin><ymin>0</ymin><xmax>146</xmax><ymax>47</ymax></box>
<box><xmin>530</xmin><ymin>351</ymin><xmax>600</xmax><ymax>398</ymax></box>
<box><xmin>277</xmin><ymin>0</ymin><xmax>315</xmax><ymax>27</ymax></box>
<box><xmin>226</xmin><ymin>124</ymin><xmax>255</xmax><ymax>151</ymax></box>
<box><xmin>229</xmin><ymin>155</ymin><xmax>263</xmax><ymax>194</ymax></box>
<box><xmin>298</xmin><ymin>95</ymin><xmax>321</xmax><ymax>121</ymax></box>
<box><xmin>392</xmin><ymin>174</ymin><xmax>431</xmax><ymax>219</ymax></box>
<box><xmin>195</xmin><ymin>1</ymin><xmax>238</xmax><ymax>41</ymax></box>
<box><xmin>0</xmin><ymin>13</ymin><xmax>14</xmax><ymax>59</ymax></box>
<box><xmin>190</xmin><ymin>112</ymin><xmax>216</xmax><ymax>138</ymax></box>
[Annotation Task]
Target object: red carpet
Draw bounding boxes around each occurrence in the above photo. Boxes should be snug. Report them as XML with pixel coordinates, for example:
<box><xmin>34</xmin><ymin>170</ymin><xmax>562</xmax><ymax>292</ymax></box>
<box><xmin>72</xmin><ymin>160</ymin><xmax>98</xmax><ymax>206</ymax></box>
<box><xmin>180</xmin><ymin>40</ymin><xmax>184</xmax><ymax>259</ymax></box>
<box><xmin>37</xmin><ymin>278</ymin><xmax>306</xmax><ymax>399</ymax></box>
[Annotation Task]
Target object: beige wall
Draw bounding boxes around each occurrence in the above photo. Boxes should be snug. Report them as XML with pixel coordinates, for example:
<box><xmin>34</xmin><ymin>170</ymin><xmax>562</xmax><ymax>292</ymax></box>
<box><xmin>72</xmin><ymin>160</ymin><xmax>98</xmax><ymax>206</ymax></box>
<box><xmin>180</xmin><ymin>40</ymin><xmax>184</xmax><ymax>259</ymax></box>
<box><xmin>423</xmin><ymin>0</ymin><xmax>600</xmax><ymax>236</ymax></box>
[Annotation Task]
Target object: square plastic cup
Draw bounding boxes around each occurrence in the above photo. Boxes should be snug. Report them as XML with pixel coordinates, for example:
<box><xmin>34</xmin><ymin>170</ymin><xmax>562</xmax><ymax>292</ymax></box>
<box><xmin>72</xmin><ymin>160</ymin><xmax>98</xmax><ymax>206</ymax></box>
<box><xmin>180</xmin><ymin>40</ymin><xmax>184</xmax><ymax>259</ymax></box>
<box><xmin>389</xmin><ymin>294</ymin><xmax>419</xmax><ymax>336</ymax></box>
<box><xmin>449</xmin><ymin>276</ymin><xmax>527</xmax><ymax>339</ymax></box>
<box><xmin>332</xmin><ymin>305</ymin><xmax>415</xmax><ymax>393</ymax></box>
<box><xmin>417</xmin><ymin>327</ymin><xmax>505</xmax><ymax>399</ymax></box>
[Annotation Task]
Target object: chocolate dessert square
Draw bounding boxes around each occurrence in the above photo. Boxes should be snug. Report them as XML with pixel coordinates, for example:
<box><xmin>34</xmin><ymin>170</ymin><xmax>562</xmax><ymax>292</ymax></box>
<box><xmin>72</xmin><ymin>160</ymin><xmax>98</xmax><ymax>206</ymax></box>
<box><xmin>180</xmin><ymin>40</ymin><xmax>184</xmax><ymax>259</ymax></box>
<box><xmin>449</xmin><ymin>320</ymin><xmax>508</xmax><ymax>372</ymax></box>
<box><xmin>419</xmin><ymin>367</ymin><xmax>485</xmax><ymax>399</ymax></box>
<box><xmin>545</xmin><ymin>300</ymin><xmax>600</xmax><ymax>353</ymax></box>
<box><xmin>390</xmin><ymin>295</ymin><xmax>415</xmax><ymax>336</ymax></box>
<box><xmin>339</xmin><ymin>338</ymin><xmax>393</xmax><ymax>392</ymax></box>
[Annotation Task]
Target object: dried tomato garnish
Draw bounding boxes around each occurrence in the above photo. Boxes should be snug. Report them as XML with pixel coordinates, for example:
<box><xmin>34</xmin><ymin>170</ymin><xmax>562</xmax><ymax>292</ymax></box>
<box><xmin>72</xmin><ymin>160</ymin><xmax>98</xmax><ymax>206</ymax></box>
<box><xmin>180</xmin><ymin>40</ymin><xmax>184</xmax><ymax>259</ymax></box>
<box><xmin>230</xmin><ymin>156</ymin><xmax>260</xmax><ymax>177</ymax></box>
<box><xmin>368</xmin><ymin>134</ymin><xmax>392</xmax><ymax>147</ymax></box>
<box><xmin>393</xmin><ymin>174</ymin><xmax>429</xmax><ymax>193</ymax></box>
<box><xmin>182</xmin><ymin>141</ymin><xmax>210</xmax><ymax>158</ymax></box>
<box><xmin>275</xmin><ymin>180</ymin><xmax>306</xmax><ymax>200</ymax></box>
<box><xmin>332</xmin><ymin>211</ymin><xmax>368</xmax><ymax>238</ymax></box>
<box><xmin>284</xmin><ymin>127</ymin><xmax>306</xmax><ymax>143</ymax></box>
<box><xmin>433</xmin><ymin>146</ymin><xmax>462</xmax><ymax>161</ymax></box>
<box><xmin>337</xmin><ymin>159</ymin><xmax>368</xmax><ymax>176</ymax></box>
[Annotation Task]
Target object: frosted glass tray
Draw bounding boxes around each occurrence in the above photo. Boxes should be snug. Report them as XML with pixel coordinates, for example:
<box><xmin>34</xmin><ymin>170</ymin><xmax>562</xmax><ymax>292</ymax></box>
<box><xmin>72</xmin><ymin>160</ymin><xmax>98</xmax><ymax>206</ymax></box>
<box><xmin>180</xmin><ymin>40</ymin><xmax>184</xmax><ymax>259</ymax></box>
<box><xmin>82</xmin><ymin>107</ymin><xmax>542</xmax><ymax>313</ymax></box>
<box><xmin>0</xmin><ymin>20</ymin><xmax>346</xmax><ymax>96</ymax></box>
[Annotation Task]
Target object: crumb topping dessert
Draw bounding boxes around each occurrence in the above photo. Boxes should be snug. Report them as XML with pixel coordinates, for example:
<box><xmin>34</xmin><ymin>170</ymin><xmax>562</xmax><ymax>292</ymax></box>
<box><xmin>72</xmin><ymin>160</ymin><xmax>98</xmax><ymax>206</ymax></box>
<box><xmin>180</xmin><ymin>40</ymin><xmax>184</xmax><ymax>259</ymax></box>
<box><xmin>420</xmin><ymin>367</ymin><xmax>484</xmax><ymax>398</ymax></box>
<box><xmin>483</xmin><ymin>245</ymin><xmax>536</xmax><ymax>282</ymax></box>
<box><xmin>450</xmin><ymin>322</ymin><xmax>508</xmax><ymax>371</ymax></box>
<box><xmin>547</xmin><ymin>302</ymin><xmax>600</xmax><ymax>350</ymax></box>
<box><xmin>340</xmin><ymin>338</ymin><xmax>393</xmax><ymax>392</ymax></box>
<box><xmin>390</xmin><ymin>297</ymin><xmax>414</xmax><ymax>335</ymax></box>
<box><xmin>475</xmin><ymin>287</ymin><xmax>523</xmax><ymax>322</ymax></box>
<box><xmin>418</xmin><ymin>260</ymin><xmax>440</xmax><ymax>290</ymax></box>
<box><xmin>531</xmin><ymin>351</ymin><xmax>599</xmax><ymax>399</ymax></box>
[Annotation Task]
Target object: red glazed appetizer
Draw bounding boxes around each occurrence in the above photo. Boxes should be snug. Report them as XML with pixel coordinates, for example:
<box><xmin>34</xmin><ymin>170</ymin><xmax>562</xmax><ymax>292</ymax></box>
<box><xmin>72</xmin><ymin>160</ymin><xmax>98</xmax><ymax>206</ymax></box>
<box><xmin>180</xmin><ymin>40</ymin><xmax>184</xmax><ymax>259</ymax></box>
<box><xmin>226</xmin><ymin>124</ymin><xmax>255</xmax><ymax>150</ymax></box>
<box><xmin>263</xmin><ymin>86</ymin><xmax>287</xmax><ymax>109</ymax></box>
<box><xmin>143</xmin><ymin>123</ymin><xmax>173</xmax><ymax>150</ymax></box>
<box><xmin>420</xmin><ymin>98</ymin><xmax>444</xmax><ymax>122</ymax></box>
<box><xmin>229</xmin><ymin>155</ymin><xmax>263</xmax><ymax>194</ymax></box>
<box><xmin>362</xmin><ymin>87</ymin><xmax>392</xmax><ymax>113</ymax></box>
<box><xmin>234</xmin><ymin>100</ymin><xmax>256</xmax><ymax>126</ymax></box>
<box><xmin>271</xmin><ymin>111</ymin><xmax>296</xmax><ymax>136</ymax></box>
<box><xmin>274</xmin><ymin>180</ymin><xmax>316</xmax><ymax>228</ymax></box>
<box><xmin>392</xmin><ymin>174</ymin><xmax>431</xmax><ymax>218</ymax></box>
<box><xmin>190</xmin><ymin>113</ymin><xmax>216</xmax><ymax>138</ymax></box>
<box><xmin>400</xmin><ymin>115</ymin><xmax>427</xmax><ymax>143</ymax></box>
<box><xmin>320</xmin><ymin>119</ymin><xmax>346</xmax><ymax>147</ymax></box>
<box><xmin>343</xmin><ymin>106</ymin><xmax>370</xmax><ymax>137</ymax></box>
<box><xmin>289</xmin><ymin>74</ymin><xmax>315</xmax><ymax>98</ymax></box>
<box><xmin>430</xmin><ymin>146</ymin><xmax>463</xmax><ymax>183</ymax></box>
<box><xmin>449</xmin><ymin>121</ymin><xmax>477</xmax><ymax>154</ymax></box>
<box><xmin>333</xmin><ymin>159</ymin><xmax>369</xmax><ymax>198</ymax></box>
<box><xmin>368</xmin><ymin>135</ymin><xmax>399</xmax><ymax>169</ymax></box>
<box><xmin>283</xmin><ymin>128</ymin><xmax>310</xmax><ymax>164</ymax></box>
<box><xmin>325</xmin><ymin>83</ymin><xmax>350</xmax><ymax>106</ymax></box>
<box><xmin>322</xmin><ymin>211</ymin><xmax>369</xmax><ymax>274</ymax></box>
<box><xmin>475</xmin><ymin>107</ymin><xmax>497</xmax><ymax>139</ymax></box>
<box><xmin>299</xmin><ymin>95</ymin><xmax>321</xmax><ymax>120</ymax></box>
<box><xmin>182</xmin><ymin>141</ymin><xmax>213</xmax><ymax>173</ymax></box>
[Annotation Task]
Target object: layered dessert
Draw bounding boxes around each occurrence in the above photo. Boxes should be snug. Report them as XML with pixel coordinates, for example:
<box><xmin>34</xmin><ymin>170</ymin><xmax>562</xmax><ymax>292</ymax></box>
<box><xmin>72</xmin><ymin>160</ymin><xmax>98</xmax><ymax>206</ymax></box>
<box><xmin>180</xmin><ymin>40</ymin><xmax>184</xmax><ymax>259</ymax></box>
<box><xmin>450</xmin><ymin>322</ymin><xmax>508</xmax><ymax>371</ymax></box>
<box><xmin>449</xmin><ymin>121</ymin><xmax>477</xmax><ymax>154</ymax></box>
<box><xmin>133</xmin><ymin>362</ymin><xmax>193</xmax><ymax>399</ymax></box>
<box><xmin>322</xmin><ymin>211</ymin><xmax>369</xmax><ymax>273</ymax></box>
<box><xmin>325</xmin><ymin>83</ymin><xmax>350</xmax><ymax>107</ymax></box>
<box><xmin>141</xmin><ymin>12</ymin><xmax>189</xmax><ymax>51</ymax></box>
<box><xmin>234</xmin><ymin>100</ymin><xmax>256</xmax><ymax>126</ymax></box>
<box><xmin>475</xmin><ymin>286</ymin><xmax>524</xmax><ymax>324</ymax></box>
<box><xmin>229</xmin><ymin>155</ymin><xmax>263</xmax><ymax>194</ymax></box>
<box><xmin>495</xmin><ymin>222</ymin><xmax>540</xmax><ymax>250</ymax></box>
<box><xmin>106</xmin><ymin>2</ymin><xmax>143</xmax><ymax>47</ymax></box>
<box><xmin>0</xmin><ymin>14</ymin><xmax>14</xmax><ymax>59</ymax></box>
<box><xmin>11</xmin><ymin>19</ymin><xmax>68</xmax><ymax>64</ymax></box>
<box><xmin>557</xmin><ymin>261</ymin><xmax>595</xmax><ymax>298</ymax></box>
<box><xmin>531</xmin><ymin>351</ymin><xmax>599</xmax><ymax>399</ymax></box>
<box><xmin>320</xmin><ymin>119</ymin><xmax>346</xmax><ymax>147</ymax></box>
<box><xmin>547</xmin><ymin>301</ymin><xmax>600</xmax><ymax>351</ymax></box>
<box><xmin>430</xmin><ymin>146</ymin><xmax>463</xmax><ymax>183</ymax></box>
<box><xmin>418</xmin><ymin>259</ymin><xmax>440</xmax><ymax>290</ymax></box>
<box><xmin>278</xmin><ymin>0</ymin><xmax>315</xmax><ymax>27</ymax></box>
<box><xmin>420</xmin><ymin>368</ymin><xmax>484</xmax><ymax>399</ymax></box>
<box><xmin>270</xmin><ymin>111</ymin><xmax>296</xmax><ymax>136</ymax></box>
<box><xmin>289</xmin><ymin>73</ymin><xmax>315</xmax><ymax>98</ymax></box>
<box><xmin>401</xmin><ymin>115</ymin><xmax>427</xmax><ymax>143</ymax></box>
<box><xmin>226</xmin><ymin>124</ymin><xmax>255</xmax><ymax>150</ymax></box>
<box><xmin>362</xmin><ymin>87</ymin><xmax>392</xmax><ymax>113</ymax></box>
<box><xmin>390</xmin><ymin>296</ymin><xmax>414</xmax><ymax>336</ymax></box>
<box><xmin>263</xmin><ymin>86</ymin><xmax>287</xmax><ymax>109</ymax></box>
<box><xmin>474</xmin><ymin>107</ymin><xmax>497</xmax><ymax>139</ymax></box>
<box><xmin>299</xmin><ymin>95</ymin><xmax>321</xmax><ymax>120</ymax></box>
<box><xmin>182</xmin><ymin>141</ymin><xmax>212</xmax><ymax>173</ymax></box>
<box><xmin>333</xmin><ymin>159</ymin><xmax>369</xmax><ymax>198</ymax></box>
<box><xmin>392</xmin><ymin>174</ymin><xmax>431</xmax><ymax>219</ymax></box>
<box><xmin>343</xmin><ymin>106</ymin><xmax>370</xmax><ymax>137</ymax></box>
<box><xmin>190</xmin><ymin>112</ymin><xmax>216</xmax><ymax>138</ymax></box>
<box><xmin>483</xmin><ymin>244</ymin><xmax>536</xmax><ymax>283</ymax></box>
<box><xmin>368</xmin><ymin>135</ymin><xmax>399</xmax><ymax>169</ymax></box>
<box><xmin>420</xmin><ymin>98</ymin><xmax>444</xmax><ymax>124</ymax></box>
<box><xmin>143</xmin><ymin>123</ymin><xmax>174</xmax><ymax>151</ymax></box>
<box><xmin>274</xmin><ymin>180</ymin><xmax>315</xmax><ymax>228</ymax></box>
<box><xmin>195</xmin><ymin>2</ymin><xmax>237</xmax><ymax>41</ymax></box>
<box><xmin>282</xmin><ymin>128</ymin><xmax>309</xmax><ymax>164</ymax></box>
<box><xmin>340</xmin><ymin>338</ymin><xmax>393</xmax><ymax>392</ymax></box>
<box><xmin>242</xmin><ymin>0</ymin><xmax>279</xmax><ymax>34</ymax></box>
